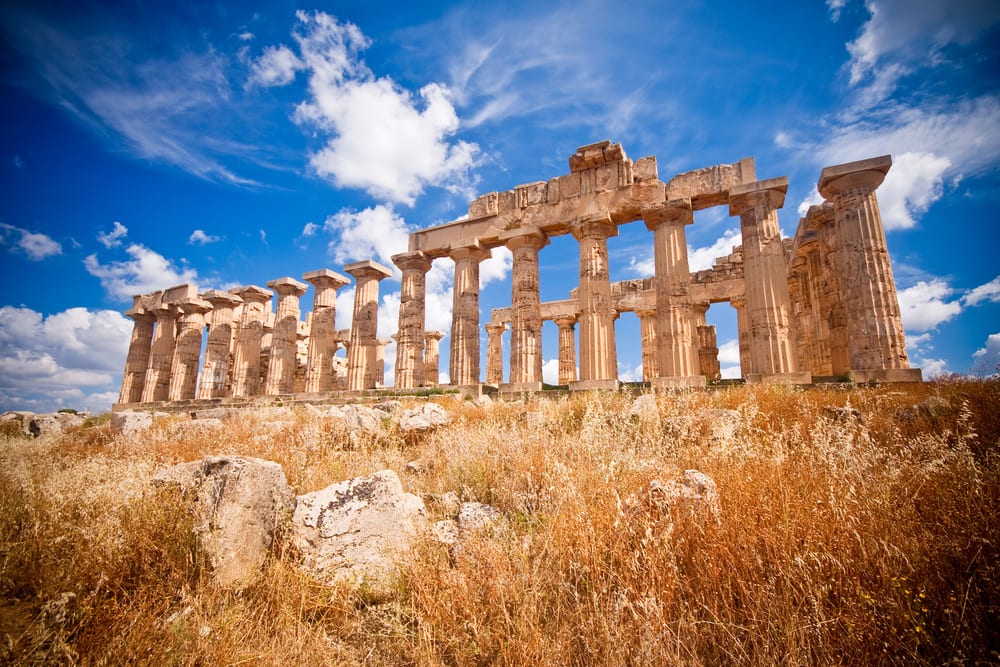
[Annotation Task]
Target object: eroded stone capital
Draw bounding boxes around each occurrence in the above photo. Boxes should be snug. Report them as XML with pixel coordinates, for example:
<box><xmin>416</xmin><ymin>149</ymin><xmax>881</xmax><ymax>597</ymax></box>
<box><xmin>266</xmin><ymin>276</ymin><xmax>309</xmax><ymax>296</ymax></box>
<box><xmin>424</xmin><ymin>330</ymin><xmax>446</xmax><ymax>341</ymax></box>
<box><xmin>484</xmin><ymin>322</ymin><xmax>508</xmax><ymax>335</ymax></box>
<box><xmin>817</xmin><ymin>155</ymin><xmax>891</xmax><ymax>199</ymax></box>
<box><xmin>230</xmin><ymin>285</ymin><xmax>272</xmax><ymax>303</ymax></box>
<box><xmin>200</xmin><ymin>289</ymin><xmax>243</xmax><ymax>307</ymax></box>
<box><xmin>448</xmin><ymin>242</ymin><xmax>491</xmax><ymax>263</ymax></box>
<box><xmin>728</xmin><ymin>177</ymin><xmax>789</xmax><ymax>216</ymax></box>
<box><xmin>500</xmin><ymin>227</ymin><xmax>548</xmax><ymax>252</ymax></box>
<box><xmin>344</xmin><ymin>259</ymin><xmax>394</xmax><ymax>281</ymax></box>
<box><xmin>391</xmin><ymin>250</ymin><xmax>433</xmax><ymax>273</ymax></box>
<box><xmin>642</xmin><ymin>198</ymin><xmax>693</xmax><ymax>230</ymax></box>
<box><xmin>552</xmin><ymin>315</ymin><xmax>578</xmax><ymax>328</ymax></box>
<box><xmin>175</xmin><ymin>297</ymin><xmax>212</xmax><ymax>315</ymax></box>
<box><xmin>303</xmin><ymin>268</ymin><xmax>350</xmax><ymax>290</ymax></box>
<box><xmin>570</xmin><ymin>213</ymin><xmax>618</xmax><ymax>241</ymax></box>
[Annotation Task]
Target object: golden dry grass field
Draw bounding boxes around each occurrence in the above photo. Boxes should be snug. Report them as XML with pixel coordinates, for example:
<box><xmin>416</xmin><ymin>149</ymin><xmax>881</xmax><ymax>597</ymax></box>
<box><xmin>2</xmin><ymin>380</ymin><xmax>998</xmax><ymax>665</ymax></box>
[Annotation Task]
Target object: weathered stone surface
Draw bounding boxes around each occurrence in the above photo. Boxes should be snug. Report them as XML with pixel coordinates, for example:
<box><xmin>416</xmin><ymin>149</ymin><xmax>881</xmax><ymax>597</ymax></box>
<box><xmin>292</xmin><ymin>470</ymin><xmax>427</xmax><ymax>586</ymax></box>
<box><xmin>647</xmin><ymin>469</ymin><xmax>720</xmax><ymax>522</ymax></box>
<box><xmin>457</xmin><ymin>502</ymin><xmax>503</xmax><ymax>533</ymax></box>
<box><xmin>111</xmin><ymin>410</ymin><xmax>155</xmax><ymax>436</ymax></box>
<box><xmin>1</xmin><ymin>411</ymin><xmax>35</xmax><ymax>437</ymax></box>
<box><xmin>153</xmin><ymin>456</ymin><xmax>295</xmax><ymax>587</ymax></box>
<box><xmin>29</xmin><ymin>412</ymin><xmax>86</xmax><ymax>437</ymax></box>
<box><xmin>329</xmin><ymin>404</ymin><xmax>382</xmax><ymax>432</ymax></box>
<box><xmin>824</xmin><ymin>406</ymin><xmax>864</xmax><ymax>423</ymax></box>
<box><xmin>399</xmin><ymin>403</ymin><xmax>450</xmax><ymax>432</ymax></box>
<box><xmin>629</xmin><ymin>394</ymin><xmax>659</xmax><ymax>423</ymax></box>
<box><xmin>431</xmin><ymin>519</ymin><xmax>460</xmax><ymax>546</ymax></box>
<box><xmin>702</xmin><ymin>408</ymin><xmax>742</xmax><ymax>443</ymax></box>
<box><xmin>373</xmin><ymin>400</ymin><xmax>404</xmax><ymax>417</ymax></box>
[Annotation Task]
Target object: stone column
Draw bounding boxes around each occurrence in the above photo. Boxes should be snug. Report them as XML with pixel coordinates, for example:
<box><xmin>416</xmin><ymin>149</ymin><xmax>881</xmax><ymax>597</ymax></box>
<box><xmin>570</xmin><ymin>214</ymin><xmax>619</xmax><ymax>389</ymax></box>
<box><xmin>118</xmin><ymin>297</ymin><xmax>156</xmax><ymax>404</ymax></box>
<box><xmin>345</xmin><ymin>260</ymin><xmax>393</xmax><ymax>391</ymax></box>
<box><xmin>697</xmin><ymin>325</ymin><xmax>721</xmax><ymax>381</ymax></box>
<box><xmin>167</xmin><ymin>297</ymin><xmax>212</xmax><ymax>401</ymax></box>
<box><xmin>424</xmin><ymin>330</ymin><xmax>445</xmax><ymax>386</ymax></box>
<box><xmin>484</xmin><ymin>323</ymin><xmax>507</xmax><ymax>386</ymax></box>
<box><xmin>502</xmin><ymin>228</ymin><xmax>548</xmax><ymax>391</ymax></box>
<box><xmin>553</xmin><ymin>316</ymin><xmax>578</xmax><ymax>386</ymax></box>
<box><xmin>303</xmin><ymin>269</ymin><xmax>350</xmax><ymax>393</ymax></box>
<box><xmin>263</xmin><ymin>277</ymin><xmax>308</xmax><ymax>395</ymax></box>
<box><xmin>375</xmin><ymin>338</ymin><xmax>391</xmax><ymax>387</ymax></box>
<box><xmin>643</xmin><ymin>200</ymin><xmax>704</xmax><ymax>388</ymax></box>
<box><xmin>449</xmin><ymin>243</ymin><xmax>491</xmax><ymax>386</ymax></box>
<box><xmin>787</xmin><ymin>255</ymin><xmax>815</xmax><ymax>377</ymax></box>
<box><xmin>141</xmin><ymin>303</ymin><xmax>179</xmax><ymax>402</ymax></box>
<box><xmin>692</xmin><ymin>302</ymin><xmax>709</xmax><ymax>377</ymax></box>
<box><xmin>818</xmin><ymin>155</ymin><xmax>919</xmax><ymax>382</ymax></box>
<box><xmin>392</xmin><ymin>251</ymin><xmax>432</xmax><ymax>389</ymax></box>
<box><xmin>730</xmin><ymin>295</ymin><xmax>752</xmax><ymax>377</ymax></box>
<box><xmin>730</xmin><ymin>178</ymin><xmax>810</xmax><ymax>383</ymax></box>
<box><xmin>197</xmin><ymin>290</ymin><xmax>243</xmax><ymax>399</ymax></box>
<box><xmin>635</xmin><ymin>308</ymin><xmax>659</xmax><ymax>382</ymax></box>
<box><xmin>230</xmin><ymin>285</ymin><xmax>272</xmax><ymax>397</ymax></box>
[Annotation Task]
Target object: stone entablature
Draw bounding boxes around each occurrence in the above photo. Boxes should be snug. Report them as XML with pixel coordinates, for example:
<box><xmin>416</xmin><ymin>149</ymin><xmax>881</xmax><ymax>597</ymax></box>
<box><xmin>117</xmin><ymin>142</ymin><xmax>920</xmax><ymax>408</ymax></box>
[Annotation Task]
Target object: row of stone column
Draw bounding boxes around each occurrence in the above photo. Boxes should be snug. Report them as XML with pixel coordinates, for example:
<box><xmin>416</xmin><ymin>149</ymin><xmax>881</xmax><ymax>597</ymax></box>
<box><xmin>118</xmin><ymin>262</ymin><xmax>405</xmax><ymax>405</ymax></box>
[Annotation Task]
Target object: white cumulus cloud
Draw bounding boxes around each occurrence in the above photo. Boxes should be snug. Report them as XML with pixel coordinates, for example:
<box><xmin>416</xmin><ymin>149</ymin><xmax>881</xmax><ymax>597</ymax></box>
<box><xmin>84</xmin><ymin>243</ymin><xmax>198</xmax><ymax>301</ymax></box>
<box><xmin>963</xmin><ymin>275</ymin><xmax>1000</xmax><ymax>307</ymax></box>
<box><xmin>897</xmin><ymin>279</ymin><xmax>963</xmax><ymax>331</ymax></box>
<box><xmin>0</xmin><ymin>222</ymin><xmax>62</xmax><ymax>260</ymax></box>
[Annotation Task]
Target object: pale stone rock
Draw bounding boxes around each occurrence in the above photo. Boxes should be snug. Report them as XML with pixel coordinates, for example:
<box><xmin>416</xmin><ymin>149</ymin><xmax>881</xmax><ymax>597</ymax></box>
<box><xmin>399</xmin><ymin>403</ymin><xmax>450</xmax><ymax>433</ymax></box>
<box><xmin>337</xmin><ymin>404</ymin><xmax>381</xmax><ymax>432</ymax></box>
<box><xmin>292</xmin><ymin>470</ymin><xmax>426</xmax><ymax>586</ymax></box>
<box><xmin>457</xmin><ymin>502</ymin><xmax>503</xmax><ymax>533</ymax></box>
<box><xmin>153</xmin><ymin>456</ymin><xmax>295</xmax><ymax>588</ymax></box>
<box><xmin>1</xmin><ymin>411</ymin><xmax>34</xmax><ymax>437</ymax></box>
<box><xmin>431</xmin><ymin>519</ymin><xmax>460</xmax><ymax>546</ymax></box>
<box><xmin>425</xmin><ymin>491</ymin><xmax>462</xmax><ymax>516</ymax></box>
<box><xmin>629</xmin><ymin>394</ymin><xmax>659</xmax><ymax>423</ymax></box>
<box><xmin>702</xmin><ymin>408</ymin><xmax>742</xmax><ymax>442</ymax></box>
<box><xmin>29</xmin><ymin>413</ymin><xmax>85</xmax><ymax>437</ymax></box>
<box><xmin>373</xmin><ymin>400</ymin><xmax>403</xmax><ymax>417</ymax></box>
<box><xmin>823</xmin><ymin>406</ymin><xmax>864</xmax><ymax>423</ymax></box>
<box><xmin>647</xmin><ymin>469</ymin><xmax>720</xmax><ymax>522</ymax></box>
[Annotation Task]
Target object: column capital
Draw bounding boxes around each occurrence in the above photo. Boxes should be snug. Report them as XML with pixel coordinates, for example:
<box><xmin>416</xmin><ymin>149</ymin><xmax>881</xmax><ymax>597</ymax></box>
<box><xmin>634</xmin><ymin>307</ymin><xmax>657</xmax><ymax>319</ymax></box>
<box><xmin>570</xmin><ymin>213</ymin><xmax>618</xmax><ymax>241</ymax></box>
<box><xmin>448</xmin><ymin>242</ymin><xmax>491</xmax><ymax>263</ymax></box>
<box><xmin>642</xmin><ymin>198</ymin><xmax>693</xmax><ymax>231</ymax></box>
<box><xmin>344</xmin><ymin>259</ymin><xmax>393</xmax><ymax>281</ymax></box>
<box><xmin>175</xmin><ymin>297</ymin><xmax>212</xmax><ymax>316</ymax></box>
<box><xmin>818</xmin><ymin>155</ymin><xmax>891</xmax><ymax>199</ymax></box>
<box><xmin>266</xmin><ymin>276</ymin><xmax>309</xmax><ymax>296</ymax></box>
<box><xmin>200</xmin><ymin>289</ymin><xmax>243</xmax><ymax>307</ymax></box>
<box><xmin>425</xmin><ymin>329</ymin><xmax>446</xmax><ymax>341</ymax></box>
<box><xmin>730</xmin><ymin>294</ymin><xmax>747</xmax><ymax>310</ymax></box>
<box><xmin>303</xmin><ymin>268</ymin><xmax>350</xmax><ymax>290</ymax></box>
<box><xmin>499</xmin><ymin>226</ymin><xmax>548</xmax><ymax>252</ymax></box>
<box><xmin>230</xmin><ymin>284</ymin><xmax>272</xmax><ymax>303</ymax></box>
<box><xmin>552</xmin><ymin>315</ymin><xmax>578</xmax><ymax>328</ymax></box>
<box><xmin>728</xmin><ymin>177</ymin><xmax>789</xmax><ymax>216</ymax></box>
<box><xmin>125</xmin><ymin>305</ymin><xmax>155</xmax><ymax>321</ymax></box>
<box><xmin>692</xmin><ymin>302</ymin><xmax>709</xmax><ymax>316</ymax></box>
<box><xmin>391</xmin><ymin>250</ymin><xmax>433</xmax><ymax>273</ymax></box>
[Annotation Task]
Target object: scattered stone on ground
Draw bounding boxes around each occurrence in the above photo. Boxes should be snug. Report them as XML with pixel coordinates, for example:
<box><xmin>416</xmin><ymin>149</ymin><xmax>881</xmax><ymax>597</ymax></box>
<box><xmin>456</xmin><ymin>502</ymin><xmax>503</xmax><ymax>534</ymax></box>
<box><xmin>629</xmin><ymin>394</ymin><xmax>659</xmax><ymax>423</ymax></box>
<box><xmin>824</xmin><ymin>405</ymin><xmax>864</xmax><ymax>423</ymax></box>
<box><xmin>399</xmin><ymin>403</ymin><xmax>450</xmax><ymax>433</ymax></box>
<box><xmin>647</xmin><ymin>469</ymin><xmax>721</xmax><ymax>523</ymax></box>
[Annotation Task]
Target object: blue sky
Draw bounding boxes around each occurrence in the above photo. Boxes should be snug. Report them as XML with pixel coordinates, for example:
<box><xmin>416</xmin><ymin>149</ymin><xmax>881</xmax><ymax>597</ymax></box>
<box><xmin>1</xmin><ymin>0</ymin><xmax>998</xmax><ymax>413</ymax></box>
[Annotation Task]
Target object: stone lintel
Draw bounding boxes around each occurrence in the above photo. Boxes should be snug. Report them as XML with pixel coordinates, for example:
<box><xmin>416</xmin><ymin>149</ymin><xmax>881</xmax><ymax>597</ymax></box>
<box><xmin>344</xmin><ymin>259</ymin><xmax>393</xmax><ymax>280</ymax></box>
<box><xmin>409</xmin><ymin>215</ymin><xmax>501</xmax><ymax>257</ymax></box>
<box><xmin>728</xmin><ymin>176</ymin><xmax>789</xmax><ymax>215</ymax></box>
<box><xmin>568</xmin><ymin>379</ymin><xmax>620</xmax><ymax>391</ymax></box>
<box><xmin>650</xmin><ymin>376</ymin><xmax>707</xmax><ymax>389</ymax></box>
<box><xmin>266</xmin><ymin>276</ymin><xmax>308</xmax><ymax>295</ymax></box>
<box><xmin>817</xmin><ymin>155</ymin><xmax>891</xmax><ymax>198</ymax></box>
<box><xmin>230</xmin><ymin>285</ymin><xmax>273</xmax><ymax>303</ymax></box>
<box><xmin>162</xmin><ymin>283</ymin><xmax>198</xmax><ymax>303</ymax></box>
<box><xmin>744</xmin><ymin>372</ymin><xmax>813</xmax><ymax>385</ymax></box>
<box><xmin>570</xmin><ymin>212</ymin><xmax>618</xmax><ymax>240</ymax></box>
<box><xmin>642</xmin><ymin>198</ymin><xmax>693</xmax><ymax>230</ymax></box>
<box><xmin>200</xmin><ymin>289</ymin><xmax>243</xmax><ymax>306</ymax></box>
<box><xmin>665</xmin><ymin>158</ymin><xmax>756</xmax><ymax>210</ymax></box>
<box><xmin>391</xmin><ymin>250</ymin><xmax>432</xmax><ymax>273</ymax></box>
<box><xmin>303</xmin><ymin>268</ymin><xmax>350</xmax><ymax>289</ymax></box>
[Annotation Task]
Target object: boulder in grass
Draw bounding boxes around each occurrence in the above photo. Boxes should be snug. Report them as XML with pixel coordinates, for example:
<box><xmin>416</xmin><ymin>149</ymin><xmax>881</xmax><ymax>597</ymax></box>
<box><xmin>647</xmin><ymin>469</ymin><xmax>720</xmax><ymax>523</ymax></box>
<box><xmin>399</xmin><ymin>403</ymin><xmax>450</xmax><ymax>433</ymax></box>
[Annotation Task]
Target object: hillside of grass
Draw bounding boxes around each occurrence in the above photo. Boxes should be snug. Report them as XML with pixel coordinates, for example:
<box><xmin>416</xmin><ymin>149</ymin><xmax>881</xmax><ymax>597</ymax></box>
<box><xmin>2</xmin><ymin>380</ymin><xmax>998</xmax><ymax>665</ymax></box>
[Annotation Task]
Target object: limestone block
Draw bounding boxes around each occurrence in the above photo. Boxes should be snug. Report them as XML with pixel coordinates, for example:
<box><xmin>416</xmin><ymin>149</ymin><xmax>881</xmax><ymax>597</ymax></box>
<box><xmin>110</xmin><ymin>410</ymin><xmax>155</xmax><ymax>436</ymax></box>
<box><xmin>469</xmin><ymin>191</ymin><xmax>499</xmax><ymax>218</ymax></box>
<box><xmin>633</xmin><ymin>156</ymin><xmax>658</xmax><ymax>182</ymax></box>
<box><xmin>457</xmin><ymin>502</ymin><xmax>503</xmax><ymax>534</ymax></box>
<box><xmin>399</xmin><ymin>403</ymin><xmax>450</xmax><ymax>433</ymax></box>
<box><xmin>292</xmin><ymin>470</ymin><xmax>427</xmax><ymax>587</ymax></box>
<box><xmin>153</xmin><ymin>456</ymin><xmax>295</xmax><ymax>588</ymax></box>
<box><xmin>516</xmin><ymin>181</ymin><xmax>547</xmax><ymax>208</ymax></box>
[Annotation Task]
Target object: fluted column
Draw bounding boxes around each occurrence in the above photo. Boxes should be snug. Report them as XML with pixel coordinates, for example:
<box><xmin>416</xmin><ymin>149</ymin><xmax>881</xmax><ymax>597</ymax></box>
<box><xmin>502</xmin><ymin>228</ymin><xmax>548</xmax><ymax>391</ymax></box>
<box><xmin>553</xmin><ymin>316</ymin><xmax>578</xmax><ymax>385</ymax></box>
<box><xmin>303</xmin><ymin>269</ymin><xmax>349</xmax><ymax>393</ymax></box>
<box><xmin>484</xmin><ymin>323</ymin><xmax>507</xmax><ymax>386</ymax></box>
<box><xmin>230</xmin><ymin>285</ymin><xmax>272</xmax><ymax>397</ymax></box>
<box><xmin>197</xmin><ymin>290</ymin><xmax>243</xmax><ymax>399</ymax></box>
<box><xmin>375</xmin><ymin>338</ymin><xmax>391</xmax><ymax>387</ymax></box>
<box><xmin>118</xmin><ymin>298</ymin><xmax>156</xmax><ymax>404</ymax></box>
<box><xmin>570</xmin><ymin>214</ymin><xmax>618</xmax><ymax>389</ymax></box>
<box><xmin>697</xmin><ymin>324</ymin><xmax>721</xmax><ymax>381</ymax></box>
<box><xmin>424</xmin><ymin>330</ymin><xmax>445</xmax><ymax>386</ymax></box>
<box><xmin>643</xmin><ymin>200</ymin><xmax>704</xmax><ymax>388</ymax></box>
<box><xmin>449</xmin><ymin>243</ymin><xmax>491</xmax><ymax>386</ymax></box>
<box><xmin>818</xmin><ymin>156</ymin><xmax>917</xmax><ymax>381</ymax></box>
<box><xmin>345</xmin><ymin>260</ymin><xmax>393</xmax><ymax>391</ymax></box>
<box><xmin>141</xmin><ymin>303</ymin><xmax>179</xmax><ymax>402</ymax></box>
<box><xmin>635</xmin><ymin>308</ymin><xmax>658</xmax><ymax>382</ymax></box>
<box><xmin>263</xmin><ymin>277</ymin><xmax>308</xmax><ymax>395</ymax></box>
<box><xmin>167</xmin><ymin>297</ymin><xmax>212</xmax><ymax>401</ymax></box>
<box><xmin>391</xmin><ymin>251</ymin><xmax>432</xmax><ymax>389</ymax></box>
<box><xmin>730</xmin><ymin>295</ymin><xmax>752</xmax><ymax>377</ymax></box>
<box><xmin>730</xmin><ymin>178</ymin><xmax>809</xmax><ymax>383</ymax></box>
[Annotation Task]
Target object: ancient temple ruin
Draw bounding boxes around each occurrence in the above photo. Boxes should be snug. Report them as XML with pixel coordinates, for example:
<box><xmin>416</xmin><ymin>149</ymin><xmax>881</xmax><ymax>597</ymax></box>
<box><xmin>115</xmin><ymin>141</ymin><xmax>920</xmax><ymax>408</ymax></box>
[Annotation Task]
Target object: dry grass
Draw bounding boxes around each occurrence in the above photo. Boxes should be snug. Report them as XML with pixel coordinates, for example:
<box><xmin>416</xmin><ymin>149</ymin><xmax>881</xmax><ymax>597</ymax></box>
<box><xmin>2</xmin><ymin>380</ymin><xmax>998</xmax><ymax>665</ymax></box>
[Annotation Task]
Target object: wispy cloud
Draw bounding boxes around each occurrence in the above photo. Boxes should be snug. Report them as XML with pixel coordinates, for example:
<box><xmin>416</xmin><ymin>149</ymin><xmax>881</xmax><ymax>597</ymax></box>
<box><xmin>0</xmin><ymin>222</ymin><xmax>62</xmax><ymax>260</ymax></box>
<box><xmin>188</xmin><ymin>229</ymin><xmax>222</xmax><ymax>245</ymax></box>
<box><xmin>97</xmin><ymin>221</ymin><xmax>128</xmax><ymax>248</ymax></box>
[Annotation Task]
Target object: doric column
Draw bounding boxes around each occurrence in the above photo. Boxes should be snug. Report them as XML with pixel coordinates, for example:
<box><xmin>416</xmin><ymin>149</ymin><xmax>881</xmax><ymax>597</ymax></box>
<box><xmin>345</xmin><ymin>260</ymin><xmax>393</xmax><ymax>391</ymax></box>
<box><xmin>375</xmin><ymin>337</ymin><xmax>391</xmax><ymax>387</ymax></box>
<box><xmin>635</xmin><ymin>308</ymin><xmax>658</xmax><ymax>382</ymax></box>
<box><xmin>570</xmin><ymin>214</ymin><xmax>619</xmax><ymax>389</ymax></box>
<box><xmin>730</xmin><ymin>178</ymin><xmax>809</xmax><ymax>383</ymax></box>
<box><xmin>141</xmin><ymin>303</ymin><xmax>179</xmax><ymax>402</ymax></box>
<box><xmin>448</xmin><ymin>243</ymin><xmax>491</xmax><ymax>386</ymax></box>
<box><xmin>502</xmin><ymin>228</ymin><xmax>548</xmax><ymax>391</ymax></box>
<box><xmin>484</xmin><ymin>323</ymin><xmax>507</xmax><ymax>386</ymax></box>
<box><xmin>263</xmin><ymin>277</ymin><xmax>308</xmax><ymax>395</ymax></box>
<box><xmin>230</xmin><ymin>285</ymin><xmax>272</xmax><ymax>397</ymax></box>
<box><xmin>197</xmin><ymin>290</ymin><xmax>243</xmax><ymax>399</ymax></box>
<box><xmin>424</xmin><ymin>330</ymin><xmax>445</xmax><ymax>385</ymax></box>
<box><xmin>697</xmin><ymin>324</ymin><xmax>721</xmax><ymax>381</ymax></box>
<box><xmin>818</xmin><ymin>156</ymin><xmax>917</xmax><ymax>380</ymax></box>
<box><xmin>303</xmin><ymin>269</ymin><xmax>350</xmax><ymax>393</ymax></box>
<box><xmin>392</xmin><ymin>251</ymin><xmax>432</xmax><ymax>389</ymax></box>
<box><xmin>643</xmin><ymin>200</ymin><xmax>704</xmax><ymax>387</ymax></box>
<box><xmin>787</xmin><ymin>255</ymin><xmax>816</xmax><ymax>377</ymax></box>
<box><xmin>118</xmin><ymin>297</ymin><xmax>156</xmax><ymax>404</ymax></box>
<box><xmin>167</xmin><ymin>297</ymin><xmax>212</xmax><ymax>401</ymax></box>
<box><xmin>692</xmin><ymin>302</ymin><xmax>709</xmax><ymax>376</ymax></box>
<box><xmin>553</xmin><ymin>316</ymin><xmax>578</xmax><ymax>385</ymax></box>
<box><xmin>730</xmin><ymin>295</ymin><xmax>752</xmax><ymax>377</ymax></box>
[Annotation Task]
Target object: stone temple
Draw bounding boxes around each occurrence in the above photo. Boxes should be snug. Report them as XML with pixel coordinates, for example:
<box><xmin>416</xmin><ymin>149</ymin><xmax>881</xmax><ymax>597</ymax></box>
<box><xmin>115</xmin><ymin>141</ymin><xmax>920</xmax><ymax>409</ymax></box>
